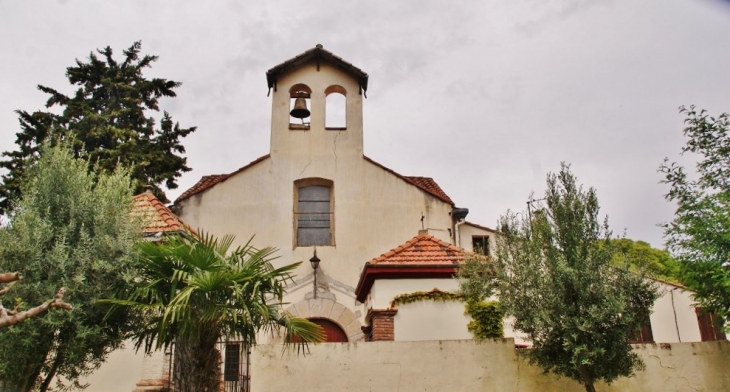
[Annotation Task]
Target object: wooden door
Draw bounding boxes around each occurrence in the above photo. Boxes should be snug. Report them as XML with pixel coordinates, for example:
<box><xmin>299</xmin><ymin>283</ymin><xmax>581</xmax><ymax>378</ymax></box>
<box><xmin>311</xmin><ymin>318</ymin><xmax>348</xmax><ymax>342</ymax></box>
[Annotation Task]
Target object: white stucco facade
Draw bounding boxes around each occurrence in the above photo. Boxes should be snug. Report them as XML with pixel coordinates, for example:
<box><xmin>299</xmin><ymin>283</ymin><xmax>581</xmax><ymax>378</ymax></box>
<box><xmin>457</xmin><ymin>221</ymin><xmax>496</xmax><ymax>254</ymax></box>
<box><xmin>174</xmin><ymin>56</ymin><xmax>456</xmax><ymax>335</ymax></box>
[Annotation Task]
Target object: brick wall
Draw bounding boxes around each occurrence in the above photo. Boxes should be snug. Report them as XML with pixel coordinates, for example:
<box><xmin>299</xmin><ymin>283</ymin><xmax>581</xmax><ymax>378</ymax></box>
<box><xmin>366</xmin><ymin>309</ymin><xmax>398</xmax><ymax>341</ymax></box>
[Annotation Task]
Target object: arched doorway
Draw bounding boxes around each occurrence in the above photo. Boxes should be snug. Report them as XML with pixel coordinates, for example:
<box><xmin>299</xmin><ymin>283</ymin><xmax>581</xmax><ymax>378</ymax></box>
<box><xmin>310</xmin><ymin>318</ymin><xmax>348</xmax><ymax>342</ymax></box>
<box><xmin>284</xmin><ymin>298</ymin><xmax>364</xmax><ymax>341</ymax></box>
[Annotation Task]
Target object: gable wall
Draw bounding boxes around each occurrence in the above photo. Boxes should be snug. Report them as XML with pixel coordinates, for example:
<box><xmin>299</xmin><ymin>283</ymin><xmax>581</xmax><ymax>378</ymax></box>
<box><xmin>176</xmin><ymin>63</ymin><xmax>454</xmax><ymax>323</ymax></box>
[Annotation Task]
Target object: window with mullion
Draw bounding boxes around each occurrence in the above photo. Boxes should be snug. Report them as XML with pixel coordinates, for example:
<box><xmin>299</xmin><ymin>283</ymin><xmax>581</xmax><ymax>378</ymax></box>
<box><xmin>297</xmin><ymin>185</ymin><xmax>332</xmax><ymax>246</ymax></box>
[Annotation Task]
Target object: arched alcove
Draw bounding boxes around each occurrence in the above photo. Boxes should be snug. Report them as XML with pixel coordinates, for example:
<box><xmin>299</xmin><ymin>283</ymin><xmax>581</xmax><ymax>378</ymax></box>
<box><xmin>285</xmin><ymin>298</ymin><xmax>364</xmax><ymax>342</ymax></box>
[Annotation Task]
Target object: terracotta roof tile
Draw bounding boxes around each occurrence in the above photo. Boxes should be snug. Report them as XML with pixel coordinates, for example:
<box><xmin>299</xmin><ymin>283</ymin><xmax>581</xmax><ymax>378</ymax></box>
<box><xmin>175</xmin><ymin>154</ymin><xmax>270</xmax><ymax>204</ymax></box>
<box><xmin>133</xmin><ymin>192</ymin><xmax>194</xmax><ymax>235</ymax></box>
<box><xmin>367</xmin><ymin>233</ymin><xmax>465</xmax><ymax>265</ymax></box>
<box><xmin>404</xmin><ymin>176</ymin><xmax>454</xmax><ymax>205</ymax></box>
<box><xmin>363</xmin><ymin>156</ymin><xmax>455</xmax><ymax>205</ymax></box>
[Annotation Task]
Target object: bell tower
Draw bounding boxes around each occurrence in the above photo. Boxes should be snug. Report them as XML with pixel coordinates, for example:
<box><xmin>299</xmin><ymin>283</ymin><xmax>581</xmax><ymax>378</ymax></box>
<box><xmin>266</xmin><ymin>44</ymin><xmax>368</xmax><ymax>159</ymax></box>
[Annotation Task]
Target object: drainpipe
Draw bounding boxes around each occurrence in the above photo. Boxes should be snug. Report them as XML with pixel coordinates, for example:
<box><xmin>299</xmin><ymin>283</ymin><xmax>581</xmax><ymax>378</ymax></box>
<box><xmin>455</xmin><ymin>220</ymin><xmax>467</xmax><ymax>248</ymax></box>
<box><xmin>451</xmin><ymin>207</ymin><xmax>469</xmax><ymax>248</ymax></box>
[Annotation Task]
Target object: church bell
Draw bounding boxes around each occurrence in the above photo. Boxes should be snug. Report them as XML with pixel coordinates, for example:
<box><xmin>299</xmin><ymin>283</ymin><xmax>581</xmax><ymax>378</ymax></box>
<box><xmin>290</xmin><ymin>98</ymin><xmax>310</xmax><ymax>119</ymax></box>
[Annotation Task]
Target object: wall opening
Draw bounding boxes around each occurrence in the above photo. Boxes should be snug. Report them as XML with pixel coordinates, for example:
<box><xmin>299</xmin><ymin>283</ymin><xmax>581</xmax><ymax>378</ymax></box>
<box><xmin>472</xmin><ymin>236</ymin><xmax>490</xmax><ymax>256</ymax></box>
<box><xmin>289</xmin><ymin>84</ymin><xmax>312</xmax><ymax>130</ymax></box>
<box><xmin>325</xmin><ymin>85</ymin><xmax>346</xmax><ymax>130</ymax></box>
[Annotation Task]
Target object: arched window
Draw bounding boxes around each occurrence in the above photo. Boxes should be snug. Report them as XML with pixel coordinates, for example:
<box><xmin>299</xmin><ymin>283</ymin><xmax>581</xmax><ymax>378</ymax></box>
<box><xmin>325</xmin><ymin>85</ymin><xmax>346</xmax><ymax>130</ymax></box>
<box><xmin>289</xmin><ymin>84</ymin><xmax>312</xmax><ymax>130</ymax></box>
<box><xmin>294</xmin><ymin>178</ymin><xmax>334</xmax><ymax>247</ymax></box>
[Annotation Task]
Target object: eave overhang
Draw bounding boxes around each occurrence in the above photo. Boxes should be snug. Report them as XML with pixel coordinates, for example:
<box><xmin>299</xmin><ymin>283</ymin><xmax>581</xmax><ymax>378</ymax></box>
<box><xmin>354</xmin><ymin>263</ymin><xmax>459</xmax><ymax>303</ymax></box>
<box><xmin>266</xmin><ymin>44</ymin><xmax>369</xmax><ymax>95</ymax></box>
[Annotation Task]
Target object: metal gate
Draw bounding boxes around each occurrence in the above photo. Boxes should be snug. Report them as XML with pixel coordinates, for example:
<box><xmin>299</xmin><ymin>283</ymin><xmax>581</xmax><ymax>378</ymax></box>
<box><xmin>168</xmin><ymin>341</ymin><xmax>250</xmax><ymax>392</ymax></box>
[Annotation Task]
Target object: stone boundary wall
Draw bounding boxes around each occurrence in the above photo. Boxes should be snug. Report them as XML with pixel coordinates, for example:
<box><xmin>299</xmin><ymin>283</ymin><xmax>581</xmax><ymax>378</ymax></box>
<box><xmin>251</xmin><ymin>339</ymin><xmax>730</xmax><ymax>391</ymax></box>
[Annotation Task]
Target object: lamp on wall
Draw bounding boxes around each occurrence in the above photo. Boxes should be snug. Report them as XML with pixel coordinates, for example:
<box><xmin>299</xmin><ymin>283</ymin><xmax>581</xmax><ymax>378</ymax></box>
<box><xmin>310</xmin><ymin>249</ymin><xmax>321</xmax><ymax>299</ymax></box>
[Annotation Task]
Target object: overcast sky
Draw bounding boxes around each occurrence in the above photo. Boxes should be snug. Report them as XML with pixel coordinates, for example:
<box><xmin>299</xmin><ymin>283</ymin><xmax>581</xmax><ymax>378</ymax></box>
<box><xmin>2</xmin><ymin>0</ymin><xmax>730</xmax><ymax>248</ymax></box>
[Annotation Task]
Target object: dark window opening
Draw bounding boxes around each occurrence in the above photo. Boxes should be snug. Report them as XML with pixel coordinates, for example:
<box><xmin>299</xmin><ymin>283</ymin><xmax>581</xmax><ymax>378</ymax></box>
<box><xmin>223</xmin><ymin>343</ymin><xmax>241</xmax><ymax>381</ymax></box>
<box><xmin>472</xmin><ymin>236</ymin><xmax>490</xmax><ymax>256</ymax></box>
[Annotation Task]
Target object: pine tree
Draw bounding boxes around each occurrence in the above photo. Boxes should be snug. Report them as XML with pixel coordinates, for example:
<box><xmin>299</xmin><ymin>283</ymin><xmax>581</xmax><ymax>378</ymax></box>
<box><xmin>0</xmin><ymin>41</ymin><xmax>195</xmax><ymax>213</ymax></box>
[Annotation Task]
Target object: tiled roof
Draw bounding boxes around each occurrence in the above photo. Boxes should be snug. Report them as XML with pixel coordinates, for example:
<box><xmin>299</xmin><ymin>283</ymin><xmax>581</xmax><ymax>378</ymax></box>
<box><xmin>404</xmin><ymin>176</ymin><xmax>454</xmax><ymax>206</ymax></box>
<box><xmin>133</xmin><ymin>192</ymin><xmax>193</xmax><ymax>234</ymax></box>
<box><xmin>174</xmin><ymin>154</ymin><xmax>270</xmax><ymax>204</ymax></box>
<box><xmin>355</xmin><ymin>232</ymin><xmax>466</xmax><ymax>302</ymax></box>
<box><xmin>367</xmin><ymin>233</ymin><xmax>465</xmax><ymax>265</ymax></box>
<box><xmin>266</xmin><ymin>44</ymin><xmax>369</xmax><ymax>93</ymax></box>
<box><xmin>363</xmin><ymin>156</ymin><xmax>455</xmax><ymax>206</ymax></box>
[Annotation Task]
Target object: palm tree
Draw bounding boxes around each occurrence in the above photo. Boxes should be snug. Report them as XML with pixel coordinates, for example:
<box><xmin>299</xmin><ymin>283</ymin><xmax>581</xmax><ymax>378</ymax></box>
<box><xmin>107</xmin><ymin>233</ymin><xmax>323</xmax><ymax>392</ymax></box>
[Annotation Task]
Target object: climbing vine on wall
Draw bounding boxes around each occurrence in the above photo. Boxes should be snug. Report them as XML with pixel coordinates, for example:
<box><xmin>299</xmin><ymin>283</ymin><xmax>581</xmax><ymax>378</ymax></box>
<box><xmin>389</xmin><ymin>288</ymin><xmax>503</xmax><ymax>339</ymax></box>
<box><xmin>389</xmin><ymin>288</ymin><xmax>463</xmax><ymax>308</ymax></box>
<box><xmin>465</xmin><ymin>300</ymin><xmax>504</xmax><ymax>339</ymax></box>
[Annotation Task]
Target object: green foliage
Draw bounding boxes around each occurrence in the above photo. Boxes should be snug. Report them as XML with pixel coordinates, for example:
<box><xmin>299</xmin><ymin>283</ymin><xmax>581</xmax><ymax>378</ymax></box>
<box><xmin>468</xmin><ymin>164</ymin><xmax>658</xmax><ymax>392</ymax></box>
<box><xmin>457</xmin><ymin>254</ymin><xmax>497</xmax><ymax>304</ymax></box>
<box><xmin>660</xmin><ymin>105</ymin><xmax>730</xmax><ymax>330</ymax></box>
<box><xmin>105</xmin><ymin>233</ymin><xmax>324</xmax><ymax>392</ymax></box>
<box><xmin>609</xmin><ymin>238</ymin><xmax>680</xmax><ymax>281</ymax></box>
<box><xmin>389</xmin><ymin>288</ymin><xmax>463</xmax><ymax>308</ymax></box>
<box><xmin>465</xmin><ymin>300</ymin><xmax>504</xmax><ymax>339</ymax></box>
<box><xmin>0</xmin><ymin>41</ymin><xmax>195</xmax><ymax>214</ymax></box>
<box><xmin>0</xmin><ymin>144</ymin><xmax>140</xmax><ymax>392</ymax></box>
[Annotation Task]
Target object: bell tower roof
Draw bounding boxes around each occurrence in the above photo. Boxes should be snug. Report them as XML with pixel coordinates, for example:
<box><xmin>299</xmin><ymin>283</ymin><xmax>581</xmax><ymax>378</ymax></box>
<box><xmin>266</xmin><ymin>44</ymin><xmax>369</xmax><ymax>94</ymax></box>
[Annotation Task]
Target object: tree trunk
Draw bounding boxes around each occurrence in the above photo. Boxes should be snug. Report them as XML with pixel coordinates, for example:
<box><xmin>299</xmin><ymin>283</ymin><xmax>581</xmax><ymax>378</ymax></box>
<box><xmin>580</xmin><ymin>365</ymin><xmax>597</xmax><ymax>392</ymax></box>
<box><xmin>173</xmin><ymin>334</ymin><xmax>221</xmax><ymax>392</ymax></box>
<box><xmin>38</xmin><ymin>350</ymin><xmax>63</xmax><ymax>392</ymax></box>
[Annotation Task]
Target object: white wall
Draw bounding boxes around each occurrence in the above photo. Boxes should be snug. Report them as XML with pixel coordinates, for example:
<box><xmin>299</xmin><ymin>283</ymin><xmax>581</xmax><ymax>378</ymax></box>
<box><xmin>252</xmin><ymin>340</ymin><xmax>730</xmax><ymax>392</ymax></box>
<box><xmin>81</xmin><ymin>343</ymin><xmax>168</xmax><ymax>392</ymax></box>
<box><xmin>649</xmin><ymin>281</ymin><xmax>702</xmax><ymax>343</ymax></box>
<box><xmin>394</xmin><ymin>300</ymin><xmax>472</xmax><ymax>341</ymax></box>
<box><xmin>458</xmin><ymin>222</ymin><xmax>495</xmax><ymax>254</ymax></box>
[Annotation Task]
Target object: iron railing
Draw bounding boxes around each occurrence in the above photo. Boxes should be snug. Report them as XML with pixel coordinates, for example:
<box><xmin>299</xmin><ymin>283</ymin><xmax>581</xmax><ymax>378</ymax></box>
<box><xmin>167</xmin><ymin>341</ymin><xmax>250</xmax><ymax>392</ymax></box>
